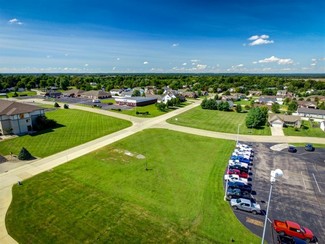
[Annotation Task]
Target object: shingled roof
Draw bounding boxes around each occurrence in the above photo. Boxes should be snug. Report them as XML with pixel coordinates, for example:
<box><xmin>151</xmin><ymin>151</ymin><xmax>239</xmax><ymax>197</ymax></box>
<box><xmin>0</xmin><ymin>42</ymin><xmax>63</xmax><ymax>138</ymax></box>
<box><xmin>0</xmin><ymin>100</ymin><xmax>43</xmax><ymax>116</ymax></box>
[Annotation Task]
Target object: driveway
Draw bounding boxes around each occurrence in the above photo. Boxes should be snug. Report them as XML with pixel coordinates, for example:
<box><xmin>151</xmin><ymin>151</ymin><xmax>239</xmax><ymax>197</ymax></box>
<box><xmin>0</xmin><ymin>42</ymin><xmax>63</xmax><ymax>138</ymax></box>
<box><xmin>270</xmin><ymin>126</ymin><xmax>284</xmax><ymax>136</ymax></box>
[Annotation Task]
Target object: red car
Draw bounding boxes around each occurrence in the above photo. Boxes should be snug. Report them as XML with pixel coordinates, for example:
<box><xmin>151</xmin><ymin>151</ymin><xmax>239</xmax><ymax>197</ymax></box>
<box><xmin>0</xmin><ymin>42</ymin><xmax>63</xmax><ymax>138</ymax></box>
<box><xmin>273</xmin><ymin>220</ymin><xmax>315</xmax><ymax>242</ymax></box>
<box><xmin>226</xmin><ymin>169</ymin><xmax>249</xmax><ymax>178</ymax></box>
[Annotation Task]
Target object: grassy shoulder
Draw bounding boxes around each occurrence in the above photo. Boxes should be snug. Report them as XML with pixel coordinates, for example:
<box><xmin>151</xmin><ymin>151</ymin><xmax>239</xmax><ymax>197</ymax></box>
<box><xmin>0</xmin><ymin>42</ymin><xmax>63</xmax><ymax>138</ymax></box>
<box><xmin>0</xmin><ymin>109</ymin><xmax>131</xmax><ymax>158</ymax></box>
<box><xmin>6</xmin><ymin>129</ymin><xmax>260</xmax><ymax>243</ymax></box>
<box><xmin>167</xmin><ymin>106</ymin><xmax>271</xmax><ymax>135</ymax></box>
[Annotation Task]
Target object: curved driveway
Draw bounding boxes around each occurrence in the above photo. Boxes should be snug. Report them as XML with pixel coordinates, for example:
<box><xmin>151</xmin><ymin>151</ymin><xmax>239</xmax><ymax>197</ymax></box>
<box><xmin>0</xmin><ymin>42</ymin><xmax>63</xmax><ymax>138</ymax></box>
<box><xmin>0</xmin><ymin>98</ymin><xmax>324</xmax><ymax>243</ymax></box>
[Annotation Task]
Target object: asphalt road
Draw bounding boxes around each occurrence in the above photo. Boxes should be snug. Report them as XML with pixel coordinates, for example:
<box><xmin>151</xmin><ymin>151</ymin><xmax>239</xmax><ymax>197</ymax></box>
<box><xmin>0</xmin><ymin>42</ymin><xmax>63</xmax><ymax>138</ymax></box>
<box><xmin>231</xmin><ymin>143</ymin><xmax>325</xmax><ymax>243</ymax></box>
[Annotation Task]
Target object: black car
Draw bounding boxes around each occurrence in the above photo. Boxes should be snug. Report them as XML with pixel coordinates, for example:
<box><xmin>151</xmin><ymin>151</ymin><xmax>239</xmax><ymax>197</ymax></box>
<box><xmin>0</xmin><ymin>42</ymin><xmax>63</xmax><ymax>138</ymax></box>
<box><xmin>305</xmin><ymin>144</ymin><xmax>315</xmax><ymax>151</ymax></box>
<box><xmin>227</xmin><ymin>182</ymin><xmax>252</xmax><ymax>193</ymax></box>
<box><xmin>226</xmin><ymin>188</ymin><xmax>252</xmax><ymax>200</ymax></box>
<box><xmin>288</xmin><ymin>146</ymin><xmax>297</xmax><ymax>153</ymax></box>
<box><xmin>229</xmin><ymin>165</ymin><xmax>249</xmax><ymax>173</ymax></box>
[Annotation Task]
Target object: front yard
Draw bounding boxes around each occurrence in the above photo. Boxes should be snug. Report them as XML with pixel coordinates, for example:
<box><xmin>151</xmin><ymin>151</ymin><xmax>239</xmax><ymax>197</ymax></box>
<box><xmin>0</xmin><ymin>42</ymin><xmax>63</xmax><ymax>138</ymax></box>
<box><xmin>283</xmin><ymin>120</ymin><xmax>325</xmax><ymax>137</ymax></box>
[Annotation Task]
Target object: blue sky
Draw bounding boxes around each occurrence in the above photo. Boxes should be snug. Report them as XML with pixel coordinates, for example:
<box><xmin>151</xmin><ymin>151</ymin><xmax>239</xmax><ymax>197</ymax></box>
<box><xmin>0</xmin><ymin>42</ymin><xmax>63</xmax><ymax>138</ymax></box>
<box><xmin>0</xmin><ymin>0</ymin><xmax>324</xmax><ymax>73</ymax></box>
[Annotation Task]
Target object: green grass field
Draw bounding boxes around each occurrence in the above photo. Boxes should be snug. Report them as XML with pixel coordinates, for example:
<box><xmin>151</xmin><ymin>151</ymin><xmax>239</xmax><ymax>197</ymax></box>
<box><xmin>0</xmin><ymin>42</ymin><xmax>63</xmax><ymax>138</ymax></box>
<box><xmin>0</xmin><ymin>109</ymin><xmax>131</xmax><ymax>157</ymax></box>
<box><xmin>6</xmin><ymin>91</ymin><xmax>37</xmax><ymax>97</ymax></box>
<box><xmin>283</xmin><ymin>120</ymin><xmax>325</xmax><ymax>137</ymax></box>
<box><xmin>6</xmin><ymin>129</ymin><xmax>260</xmax><ymax>243</ymax></box>
<box><xmin>167</xmin><ymin>106</ymin><xmax>271</xmax><ymax>135</ymax></box>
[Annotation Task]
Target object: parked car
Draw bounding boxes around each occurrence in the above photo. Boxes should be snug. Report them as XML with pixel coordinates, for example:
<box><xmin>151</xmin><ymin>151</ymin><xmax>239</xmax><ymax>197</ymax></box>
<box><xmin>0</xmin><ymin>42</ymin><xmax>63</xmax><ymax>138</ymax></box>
<box><xmin>273</xmin><ymin>220</ymin><xmax>316</xmax><ymax>242</ymax></box>
<box><xmin>228</xmin><ymin>160</ymin><xmax>249</xmax><ymax>168</ymax></box>
<box><xmin>226</xmin><ymin>169</ymin><xmax>249</xmax><ymax>178</ymax></box>
<box><xmin>228</xmin><ymin>181</ymin><xmax>252</xmax><ymax>193</ymax></box>
<box><xmin>288</xmin><ymin>146</ymin><xmax>297</xmax><ymax>153</ymax></box>
<box><xmin>305</xmin><ymin>144</ymin><xmax>315</xmax><ymax>152</ymax></box>
<box><xmin>277</xmin><ymin>235</ymin><xmax>307</xmax><ymax>244</ymax></box>
<box><xmin>224</xmin><ymin>174</ymin><xmax>248</xmax><ymax>184</ymax></box>
<box><xmin>230</xmin><ymin>198</ymin><xmax>261</xmax><ymax>214</ymax></box>
<box><xmin>226</xmin><ymin>188</ymin><xmax>252</xmax><ymax>200</ymax></box>
<box><xmin>229</xmin><ymin>165</ymin><xmax>249</xmax><ymax>173</ymax></box>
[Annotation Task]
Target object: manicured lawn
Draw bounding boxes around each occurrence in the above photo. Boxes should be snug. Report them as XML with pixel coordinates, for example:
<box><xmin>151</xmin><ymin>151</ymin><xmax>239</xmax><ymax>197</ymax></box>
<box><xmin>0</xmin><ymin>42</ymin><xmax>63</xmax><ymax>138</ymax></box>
<box><xmin>0</xmin><ymin>109</ymin><xmax>131</xmax><ymax>157</ymax></box>
<box><xmin>167</xmin><ymin>106</ymin><xmax>271</xmax><ymax>135</ymax></box>
<box><xmin>6</xmin><ymin>129</ymin><xmax>260</xmax><ymax>243</ymax></box>
<box><xmin>100</xmin><ymin>99</ymin><xmax>116</xmax><ymax>104</ymax></box>
<box><xmin>6</xmin><ymin>91</ymin><xmax>37</xmax><ymax>97</ymax></box>
<box><xmin>283</xmin><ymin>120</ymin><xmax>325</xmax><ymax>137</ymax></box>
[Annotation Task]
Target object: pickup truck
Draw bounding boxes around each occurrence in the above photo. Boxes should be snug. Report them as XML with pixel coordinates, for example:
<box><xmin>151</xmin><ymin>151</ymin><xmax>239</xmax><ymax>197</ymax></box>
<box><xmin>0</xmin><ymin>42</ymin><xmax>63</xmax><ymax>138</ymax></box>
<box><xmin>273</xmin><ymin>220</ymin><xmax>315</xmax><ymax>242</ymax></box>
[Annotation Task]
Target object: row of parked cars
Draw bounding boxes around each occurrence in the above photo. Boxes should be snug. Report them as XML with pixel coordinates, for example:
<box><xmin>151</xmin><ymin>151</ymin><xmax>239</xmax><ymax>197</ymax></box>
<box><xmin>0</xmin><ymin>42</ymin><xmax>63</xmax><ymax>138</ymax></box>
<box><xmin>224</xmin><ymin>143</ymin><xmax>261</xmax><ymax>215</ymax></box>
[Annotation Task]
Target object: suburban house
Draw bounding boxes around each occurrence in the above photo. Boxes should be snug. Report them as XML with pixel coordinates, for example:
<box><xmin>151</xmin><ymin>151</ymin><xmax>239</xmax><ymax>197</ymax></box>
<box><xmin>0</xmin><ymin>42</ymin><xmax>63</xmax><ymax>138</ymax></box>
<box><xmin>276</xmin><ymin>90</ymin><xmax>287</xmax><ymax>96</ymax></box>
<box><xmin>297</xmin><ymin>101</ymin><xmax>317</xmax><ymax>109</ymax></box>
<box><xmin>216</xmin><ymin>100</ymin><xmax>234</xmax><ymax>108</ymax></box>
<box><xmin>295</xmin><ymin>108</ymin><xmax>325</xmax><ymax>120</ymax></box>
<box><xmin>80</xmin><ymin>90</ymin><xmax>112</xmax><ymax>99</ymax></box>
<box><xmin>0</xmin><ymin>100</ymin><xmax>45</xmax><ymax>135</ymax></box>
<box><xmin>44</xmin><ymin>90</ymin><xmax>62</xmax><ymax>98</ymax></box>
<box><xmin>161</xmin><ymin>91</ymin><xmax>177</xmax><ymax>104</ymax></box>
<box><xmin>180</xmin><ymin>91</ymin><xmax>198</xmax><ymax>98</ymax></box>
<box><xmin>120</xmin><ymin>91</ymin><xmax>133</xmax><ymax>97</ymax></box>
<box><xmin>268</xmin><ymin>114</ymin><xmax>301</xmax><ymax>128</ymax></box>
<box><xmin>144</xmin><ymin>86</ymin><xmax>157</xmax><ymax>95</ymax></box>
<box><xmin>305</xmin><ymin>95</ymin><xmax>325</xmax><ymax>102</ymax></box>
<box><xmin>258</xmin><ymin>96</ymin><xmax>277</xmax><ymax>105</ymax></box>
<box><xmin>248</xmin><ymin>90</ymin><xmax>262</xmax><ymax>96</ymax></box>
<box><xmin>115</xmin><ymin>97</ymin><xmax>157</xmax><ymax>107</ymax></box>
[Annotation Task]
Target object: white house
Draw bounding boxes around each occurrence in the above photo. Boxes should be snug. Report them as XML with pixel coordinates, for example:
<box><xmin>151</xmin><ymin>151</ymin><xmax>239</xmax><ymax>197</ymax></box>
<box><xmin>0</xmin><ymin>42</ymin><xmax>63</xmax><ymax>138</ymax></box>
<box><xmin>296</xmin><ymin>108</ymin><xmax>325</xmax><ymax>120</ymax></box>
<box><xmin>0</xmin><ymin>100</ymin><xmax>45</xmax><ymax>135</ymax></box>
<box><xmin>161</xmin><ymin>92</ymin><xmax>177</xmax><ymax>104</ymax></box>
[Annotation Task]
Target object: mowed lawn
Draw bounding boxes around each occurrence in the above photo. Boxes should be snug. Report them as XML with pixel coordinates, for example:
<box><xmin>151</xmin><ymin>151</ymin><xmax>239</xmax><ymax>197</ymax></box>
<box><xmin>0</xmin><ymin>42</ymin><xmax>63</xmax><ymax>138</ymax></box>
<box><xmin>167</xmin><ymin>106</ymin><xmax>271</xmax><ymax>135</ymax></box>
<box><xmin>0</xmin><ymin>109</ymin><xmax>131</xmax><ymax>158</ymax></box>
<box><xmin>6</xmin><ymin>129</ymin><xmax>260</xmax><ymax>243</ymax></box>
<box><xmin>283</xmin><ymin>120</ymin><xmax>325</xmax><ymax>138</ymax></box>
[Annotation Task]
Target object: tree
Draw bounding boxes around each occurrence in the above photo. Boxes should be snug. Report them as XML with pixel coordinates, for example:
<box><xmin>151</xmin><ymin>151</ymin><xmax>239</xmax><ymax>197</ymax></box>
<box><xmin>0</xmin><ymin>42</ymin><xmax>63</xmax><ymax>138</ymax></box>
<box><xmin>236</xmin><ymin>104</ymin><xmax>242</xmax><ymax>113</ymax></box>
<box><xmin>288</xmin><ymin>101</ymin><xmax>298</xmax><ymax>112</ymax></box>
<box><xmin>156</xmin><ymin>102</ymin><xmax>167</xmax><ymax>111</ymax></box>
<box><xmin>271</xmin><ymin>103</ymin><xmax>280</xmax><ymax>113</ymax></box>
<box><xmin>245</xmin><ymin>107</ymin><xmax>266</xmax><ymax>128</ymax></box>
<box><xmin>132</xmin><ymin>89</ymin><xmax>141</xmax><ymax>97</ymax></box>
<box><xmin>54</xmin><ymin>102</ymin><xmax>60</xmax><ymax>108</ymax></box>
<box><xmin>64</xmin><ymin>104</ymin><xmax>69</xmax><ymax>109</ymax></box>
<box><xmin>18</xmin><ymin>147</ymin><xmax>34</xmax><ymax>160</ymax></box>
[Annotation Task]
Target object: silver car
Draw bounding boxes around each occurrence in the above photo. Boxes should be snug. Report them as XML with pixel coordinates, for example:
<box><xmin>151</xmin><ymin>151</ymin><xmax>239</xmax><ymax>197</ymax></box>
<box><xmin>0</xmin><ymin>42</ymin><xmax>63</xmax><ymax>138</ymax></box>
<box><xmin>230</xmin><ymin>198</ymin><xmax>261</xmax><ymax>214</ymax></box>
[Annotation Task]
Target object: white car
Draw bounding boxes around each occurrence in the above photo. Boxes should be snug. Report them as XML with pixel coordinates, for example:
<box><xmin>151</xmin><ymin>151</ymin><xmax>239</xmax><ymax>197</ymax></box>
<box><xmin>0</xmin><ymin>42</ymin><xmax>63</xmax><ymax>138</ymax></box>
<box><xmin>230</xmin><ymin>198</ymin><xmax>261</xmax><ymax>214</ymax></box>
<box><xmin>224</xmin><ymin>174</ymin><xmax>248</xmax><ymax>184</ymax></box>
<box><xmin>228</xmin><ymin>160</ymin><xmax>249</xmax><ymax>168</ymax></box>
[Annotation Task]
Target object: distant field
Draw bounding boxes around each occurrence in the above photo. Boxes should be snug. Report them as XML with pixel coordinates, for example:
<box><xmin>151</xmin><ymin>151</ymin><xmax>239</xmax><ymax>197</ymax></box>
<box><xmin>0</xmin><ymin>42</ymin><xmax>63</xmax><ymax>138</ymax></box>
<box><xmin>0</xmin><ymin>109</ymin><xmax>131</xmax><ymax>157</ymax></box>
<box><xmin>6</xmin><ymin>129</ymin><xmax>260</xmax><ymax>243</ymax></box>
<box><xmin>283</xmin><ymin>120</ymin><xmax>325</xmax><ymax>138</ymax></box>
<box><xmin>6</xmin><ymin>91</ymin><xmax>37</xmax><ymax>97</ymax></box>
<box><xmin>167</xmin><ymin>106</ymin><xmax>271</xmax><ymax>135</ymax></box>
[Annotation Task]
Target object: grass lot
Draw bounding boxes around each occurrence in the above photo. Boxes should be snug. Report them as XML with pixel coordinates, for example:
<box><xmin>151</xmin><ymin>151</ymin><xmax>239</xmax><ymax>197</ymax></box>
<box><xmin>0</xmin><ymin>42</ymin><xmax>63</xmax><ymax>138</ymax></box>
<box><xmin>100</xmin><ymin>99</ymin><xmax>116</xmax><ymax>104</ymax></box>
<box><xmin>6</xmin><ymin>129</ymin><xmax>260</xmax><ymax>243</ymax></box>
<box><xmin>0</xmin><ymin>109</ymin><xmax>131</xmax><ymax>157</ymax></box>
<box><xmin>167</xmin><ymin>106</ymin><xmax>271</xmax><ymax>135</ymax></box>
<box><xmin>283</xmin><ymin>120</ymin><xmax>325</xmax><ymax>138</ymax></box>
<box><xmin>6</xmin><ymin>91</ymin><xmax>37</xmax><ymax>97</ymax></box>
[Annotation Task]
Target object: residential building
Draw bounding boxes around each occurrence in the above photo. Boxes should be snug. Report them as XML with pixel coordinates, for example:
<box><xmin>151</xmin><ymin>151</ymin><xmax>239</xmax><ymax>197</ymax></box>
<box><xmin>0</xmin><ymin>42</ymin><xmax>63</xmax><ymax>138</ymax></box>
<box><xmin>0</xmin><ymin>100</ymin><xmax>45</xmax><ymax>135</ymax></box>
<box><xmin>80</xmin><ymin>90</ymin><xmax>112</xmax><ymax>99</ymax></box>
<box><xmin>268</xmin><ymin>114</ymin><xmax>301</xmax><ymax>128</ymax></box>
<box><xmin>295</xmin><ymin>108</ymin><xmax>325</xmax><ymax>120</ymax></box>
<box><xmin>115</xmin><ymin>97</ymin><xmax>157</xmax><ymax>107</ymax></box>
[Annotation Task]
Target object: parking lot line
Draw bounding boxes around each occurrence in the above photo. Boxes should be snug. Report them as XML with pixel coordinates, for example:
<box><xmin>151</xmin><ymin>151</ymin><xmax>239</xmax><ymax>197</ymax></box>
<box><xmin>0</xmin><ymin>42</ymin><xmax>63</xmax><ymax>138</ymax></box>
<box><xmin>312</xmin><ymin>173</ymin><xmax>322</xmax><ymax>193</ymax></box>
<box><xmin>313</xmin><ymin>164</ymin><xmax>318</xmax><ymax>172</ymax></box>
<box><xmin>246</xmin><ymin>217</ymin><xmax>264</xmax><ymax>227</ymax></box>
<box><xmin>301</xmin><ymin>171</ymin><xmax>307</xmax><ymax>190</ymax></box>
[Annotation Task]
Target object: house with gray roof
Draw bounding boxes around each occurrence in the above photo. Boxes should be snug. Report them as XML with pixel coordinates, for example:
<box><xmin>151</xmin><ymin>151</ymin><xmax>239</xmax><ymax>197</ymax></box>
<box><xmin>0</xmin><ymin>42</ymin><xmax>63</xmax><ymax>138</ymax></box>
<box><xmin>268</xmin><ymin>114</ymin><xmax>301</xmax><ymax>128</ymax></box>
<box><xmin>0</xmin><ymin>100</ymin><xmax>45</xmax><ymax>135</ymax></box>
<box><xmin>296</xmin><ymin>108</ymin><xmax>325</xmax><ymax>120</ymax></box>
<box><xmin>80</xmin><ymin>90</ymin><xmax>112</xmax><ymax>99</ymax></box>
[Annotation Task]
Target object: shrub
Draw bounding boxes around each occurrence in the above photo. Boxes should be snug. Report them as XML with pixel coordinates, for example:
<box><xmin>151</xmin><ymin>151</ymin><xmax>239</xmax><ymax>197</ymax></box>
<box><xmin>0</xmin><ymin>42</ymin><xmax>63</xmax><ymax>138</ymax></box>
<box><xmin>64</xmin><ymin>104</ymin><xmax>69</xmax><ymax>109</ymax></box>
<box><xmin>34</xmin><ymin>115</ymin><xmax>58</xmax><ymax>131</ymax></box>
<box><xmin>54</xmin><ymin>102</ymin><xmax>60</xmax><ymax>108</ymax></box>
<box><xmin>18</xmin><ymin>147</ymin><xmax>33</xmax><ymax>160</ymax></box>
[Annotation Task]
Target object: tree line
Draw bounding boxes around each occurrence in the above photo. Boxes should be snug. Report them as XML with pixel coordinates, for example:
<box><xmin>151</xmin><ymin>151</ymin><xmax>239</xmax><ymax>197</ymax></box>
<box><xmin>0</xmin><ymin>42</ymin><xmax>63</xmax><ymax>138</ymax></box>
<box><xmin>0</xmin><ymin>74</ymin><xmax>325</xmax><ymax>97</ymax></box>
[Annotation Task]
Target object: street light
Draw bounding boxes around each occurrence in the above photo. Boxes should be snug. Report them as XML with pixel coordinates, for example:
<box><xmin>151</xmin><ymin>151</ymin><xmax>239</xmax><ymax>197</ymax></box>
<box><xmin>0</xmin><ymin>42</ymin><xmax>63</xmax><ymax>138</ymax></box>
<box><xmin>224</xmin><ymin>123</ymin><xmax>241</xmax><ymax>201</ymax></box>
<box><xmin>261</xmin><ymin>168</ymin><xmax>283</xmax><ymax>244</ymax></box>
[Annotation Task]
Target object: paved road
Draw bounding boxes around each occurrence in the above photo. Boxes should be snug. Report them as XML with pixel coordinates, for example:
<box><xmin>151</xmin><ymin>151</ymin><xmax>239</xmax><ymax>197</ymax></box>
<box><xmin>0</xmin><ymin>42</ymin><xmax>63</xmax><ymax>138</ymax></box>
<box><xmin>1</xmin><ymin>98</ymin><xmax>324</xmax><ymax>243</ymax></box>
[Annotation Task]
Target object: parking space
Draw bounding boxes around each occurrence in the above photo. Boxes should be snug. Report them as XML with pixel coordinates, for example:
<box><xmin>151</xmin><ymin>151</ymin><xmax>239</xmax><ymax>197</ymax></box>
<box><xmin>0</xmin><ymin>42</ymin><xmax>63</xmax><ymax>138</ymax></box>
<box><xmin>233</xmin><ymin>143</ymin><xmax>325</xmax><ymax>243</ymax></box>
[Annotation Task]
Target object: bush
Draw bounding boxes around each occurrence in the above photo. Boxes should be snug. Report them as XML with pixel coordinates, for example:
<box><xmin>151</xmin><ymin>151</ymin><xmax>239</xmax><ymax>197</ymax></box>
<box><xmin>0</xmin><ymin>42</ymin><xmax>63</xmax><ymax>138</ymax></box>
<box><xmin>34</xmin><ymin>115</ymin><xmax>58</xmax><ymax>131</ymax></box>
<box><xmin>54</xmin><ymin>102</ymin><xmax>60</xmax><ymax>108</ymax></box>
<box><xmin>64</xmin><ymin>104</ymin><xmax>69</xmax><ymax>109</ymax></box>
<box><xmin>18</xmin><ymin>147</ymin><xmax>34</xmax><ymax>160</ymax></box>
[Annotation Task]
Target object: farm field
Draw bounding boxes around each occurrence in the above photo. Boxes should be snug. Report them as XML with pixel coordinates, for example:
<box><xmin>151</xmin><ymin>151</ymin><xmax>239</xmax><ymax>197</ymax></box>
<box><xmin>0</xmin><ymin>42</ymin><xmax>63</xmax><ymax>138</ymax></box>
<box><xmin>167</xmin><ymin>106</ymin><xmax>271</xmax><ymax>135</ymax></box>
<box><xmin>6</xmin><ymin>129</ymin><xmax>260</xmax><ymax>243</ymax></box>
<box><xmin>0</xmin><ymin>109</ymin><xmax>131</xmax><ymax>158</ymax></box>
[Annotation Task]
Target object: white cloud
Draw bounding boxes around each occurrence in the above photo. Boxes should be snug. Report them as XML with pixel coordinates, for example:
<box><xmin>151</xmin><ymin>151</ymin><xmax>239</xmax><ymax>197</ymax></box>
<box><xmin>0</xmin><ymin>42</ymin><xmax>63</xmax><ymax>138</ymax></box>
<box><xmin>182</xmin><ymin>63</ymin><xmax>187</xmax><ymax>66</ymax></box>
<box><xmin>257</xmin><ymin>56</ymin><xmax>293</xmax><ymax>65</ymax></box>
<box><xmin>84</xmin><ymin>64</ymin><xmax>89</xmax><ymax>67</ymax></box>
<box><xmin>112</xmin><ymin>67</ymin><xmax>116</xmax><ymax>71</ymax></box>
<box><xmin>237</xmin><ymin>64</ymin><xmax>244</xmax><ymax>67</ymax></box>
<box><xmin>143</xmin><ymin>61</ymin><xmax>148</xmax><ymax>65</ymax></box>
<box><xmin>247</xmin><ymin>34</ymin><xmax>274</xmax><ymax>46</ymax></box>
<box><xmin>116</xmin><ymin>57</ymin><xmax>120</xmax><ymax>61</ymax></box>
<box><xmin>172</xmin><ymin>43</ymin><xmax>179</xmax><ymax>47</ymax></box>
<box><xmin>196</xmin><ymin>64</ymin><xmax>207</xmax><ymax>70</ymax></box>
<box><xmin>8</xmin><ymin>18</ymin><xmax>23</xmax><ymax>25</ymax></box>
<box><xmin>191</xmin><ymin>59</ymin><xmax>199</xmax><ymax>63</ymax></box>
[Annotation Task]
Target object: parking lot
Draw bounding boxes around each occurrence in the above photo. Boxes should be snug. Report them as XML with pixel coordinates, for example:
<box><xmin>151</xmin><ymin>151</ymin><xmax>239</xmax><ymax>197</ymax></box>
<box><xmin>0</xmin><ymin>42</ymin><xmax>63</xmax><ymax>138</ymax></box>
<box><xmin>232</xmin><ymin>143</ymin><xmax>325</xmax><ymax>243</ymax></box>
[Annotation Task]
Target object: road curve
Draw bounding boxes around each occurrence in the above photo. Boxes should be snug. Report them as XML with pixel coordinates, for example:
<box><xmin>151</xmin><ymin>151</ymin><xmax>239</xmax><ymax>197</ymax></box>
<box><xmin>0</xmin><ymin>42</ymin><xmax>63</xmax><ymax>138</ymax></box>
<box><xmin>0</xmin><ymin>98</ymin><xmax>324</xmax><ymax>243</ymax></box>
